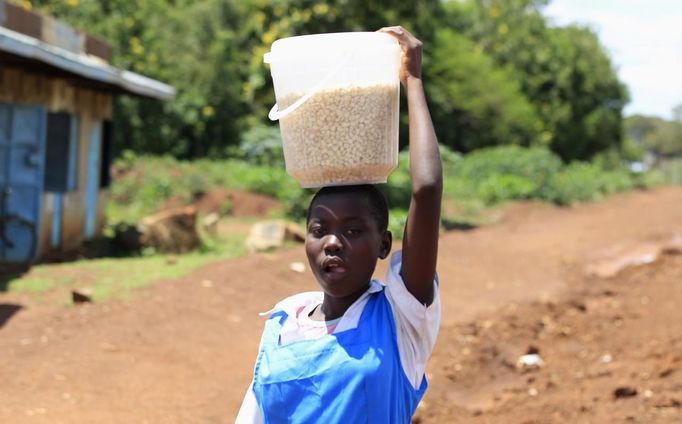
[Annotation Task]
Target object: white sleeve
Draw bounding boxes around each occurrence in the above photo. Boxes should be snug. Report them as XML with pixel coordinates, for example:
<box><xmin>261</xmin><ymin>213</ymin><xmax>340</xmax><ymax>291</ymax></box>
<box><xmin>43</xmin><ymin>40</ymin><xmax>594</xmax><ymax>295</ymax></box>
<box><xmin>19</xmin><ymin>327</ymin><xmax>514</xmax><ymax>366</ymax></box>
<box><xmin>384</xmin><ymin>250</ymin><xmax>441</xmax><ymax>390</ymax></box>
<box><xmin>235</xmin><ymin>382</ymin><xmax>263</xmax><ymax>424</ymax></box>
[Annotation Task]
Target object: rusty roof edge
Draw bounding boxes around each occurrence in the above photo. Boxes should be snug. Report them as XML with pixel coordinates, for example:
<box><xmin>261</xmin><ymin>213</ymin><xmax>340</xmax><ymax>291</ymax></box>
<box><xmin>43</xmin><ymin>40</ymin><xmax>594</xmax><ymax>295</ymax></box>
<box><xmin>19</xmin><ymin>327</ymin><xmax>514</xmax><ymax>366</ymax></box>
<box><xmin>0</xmin><ymin>25</ymin><xmax>176</xmax><ymax>101</ymax></box>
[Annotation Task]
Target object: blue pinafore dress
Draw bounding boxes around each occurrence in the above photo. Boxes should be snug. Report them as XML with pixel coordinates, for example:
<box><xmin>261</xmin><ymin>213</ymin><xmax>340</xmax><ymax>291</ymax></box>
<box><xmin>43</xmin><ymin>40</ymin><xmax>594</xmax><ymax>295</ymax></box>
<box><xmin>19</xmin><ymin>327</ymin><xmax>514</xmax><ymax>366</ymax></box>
<box><xmin>251</xmin><ymin>287</ymin><xmax>427</xmax><ymax>423</ymax></box>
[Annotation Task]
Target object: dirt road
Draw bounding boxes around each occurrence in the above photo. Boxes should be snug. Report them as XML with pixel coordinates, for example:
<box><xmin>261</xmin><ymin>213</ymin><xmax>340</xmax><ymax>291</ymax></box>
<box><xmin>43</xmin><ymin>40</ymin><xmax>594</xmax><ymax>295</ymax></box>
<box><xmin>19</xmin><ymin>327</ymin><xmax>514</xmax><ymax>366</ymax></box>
<box><xmin>1</xmin><ymin>186</ymin><xmax>681</xmax><ymax>423</ymax></box>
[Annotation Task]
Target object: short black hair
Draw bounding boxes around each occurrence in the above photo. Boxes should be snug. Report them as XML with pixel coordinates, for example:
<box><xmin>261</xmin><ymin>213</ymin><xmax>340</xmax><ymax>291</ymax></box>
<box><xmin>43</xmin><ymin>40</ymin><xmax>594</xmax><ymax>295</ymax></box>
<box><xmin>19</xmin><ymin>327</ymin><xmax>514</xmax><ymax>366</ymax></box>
<box><xmin>307</xmin><ymin>184</ymin><xmax>389</xmax><ymax>232</ymax></box>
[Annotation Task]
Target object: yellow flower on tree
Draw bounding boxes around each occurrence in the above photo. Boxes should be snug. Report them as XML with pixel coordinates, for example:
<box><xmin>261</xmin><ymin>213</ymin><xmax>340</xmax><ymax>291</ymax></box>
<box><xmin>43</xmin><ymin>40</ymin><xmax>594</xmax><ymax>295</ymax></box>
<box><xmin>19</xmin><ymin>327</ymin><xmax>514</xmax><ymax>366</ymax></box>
<box><xmin>130</xmin><ymin>37</ymin><xmax>144</xmax><ymax>55</ymax></box>
<box><xmin>202</xmin><ymin>106</ymin><xmax>215</xmax><ymax>118</ymax></box>
<box><xmin>313</xmin><ymin>3</ymin><xmax>329</xmax><ymax>15</ymax></box>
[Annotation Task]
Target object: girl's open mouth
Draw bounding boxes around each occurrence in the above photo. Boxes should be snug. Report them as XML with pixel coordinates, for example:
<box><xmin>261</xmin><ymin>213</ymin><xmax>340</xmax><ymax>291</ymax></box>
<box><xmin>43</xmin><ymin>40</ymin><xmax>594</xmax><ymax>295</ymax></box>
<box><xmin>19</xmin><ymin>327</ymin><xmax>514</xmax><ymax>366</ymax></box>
<box><xmin>324</xmin><ymin>263</ymin><xmax>347</xmax><ymax>273</ymax></box>
<box><xmin>322</xmin><ymin>258</ymin><xmax>346</xmax><ymax>274</ymax></box>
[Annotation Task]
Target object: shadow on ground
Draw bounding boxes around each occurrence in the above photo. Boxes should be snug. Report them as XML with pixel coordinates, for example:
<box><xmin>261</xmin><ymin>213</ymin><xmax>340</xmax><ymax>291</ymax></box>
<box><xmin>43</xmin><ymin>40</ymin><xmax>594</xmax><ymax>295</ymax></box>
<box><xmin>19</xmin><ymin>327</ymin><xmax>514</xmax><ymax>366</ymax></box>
<box><xmin>442</xmin><ymin>218</ymin><xmax>477</xmax><ymax>231</ymax></box>
<box><xmin>0</xmin><ymin>263</ymin><xmax>30</xmax><ymax>292</ymax></box>
<box><xmin>0</xmin><ymin>303</ymin><xmax>22</xmax><ymax>328</ymax></box>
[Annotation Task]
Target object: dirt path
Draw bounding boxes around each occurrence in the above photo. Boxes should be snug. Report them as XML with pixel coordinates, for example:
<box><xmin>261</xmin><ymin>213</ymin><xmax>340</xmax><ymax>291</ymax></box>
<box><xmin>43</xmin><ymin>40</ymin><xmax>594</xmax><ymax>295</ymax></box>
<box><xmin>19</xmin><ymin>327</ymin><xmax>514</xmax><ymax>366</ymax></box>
<box><xmin>418</xmin><ymin>254</ymin><xmax>682</xmax><ymax>423</ymax></box>
<box><xmin>0</xmin><ymin>187</ymin><xmax>681</xmax><ymax>423</ymax></box>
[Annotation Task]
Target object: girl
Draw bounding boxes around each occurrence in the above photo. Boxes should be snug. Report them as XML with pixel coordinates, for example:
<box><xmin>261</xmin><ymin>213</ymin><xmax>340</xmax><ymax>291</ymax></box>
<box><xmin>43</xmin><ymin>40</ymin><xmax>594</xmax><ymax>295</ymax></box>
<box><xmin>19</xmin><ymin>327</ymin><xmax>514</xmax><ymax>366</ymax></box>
<box><xmin>236</xmin><ymin>26</ymin><xmax>442</xmax><ymax>423</ymax></box>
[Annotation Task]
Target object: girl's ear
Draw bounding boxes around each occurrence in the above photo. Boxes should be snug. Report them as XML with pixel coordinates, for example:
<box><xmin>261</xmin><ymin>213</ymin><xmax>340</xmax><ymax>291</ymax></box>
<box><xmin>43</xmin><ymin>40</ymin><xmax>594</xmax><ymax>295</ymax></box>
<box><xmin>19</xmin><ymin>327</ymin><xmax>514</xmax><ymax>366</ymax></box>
<box><xmin>379</xmin><ymin>230</ymin><xmax>392</xmax><ymax>259</ymax></box>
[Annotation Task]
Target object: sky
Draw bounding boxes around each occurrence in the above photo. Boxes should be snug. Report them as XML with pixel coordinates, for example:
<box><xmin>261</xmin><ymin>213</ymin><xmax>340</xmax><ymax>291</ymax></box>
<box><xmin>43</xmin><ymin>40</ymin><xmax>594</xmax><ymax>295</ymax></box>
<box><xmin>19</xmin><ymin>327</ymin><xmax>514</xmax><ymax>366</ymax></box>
<box><xmin>542</xmin><ymin>0</ymin><xmax>682</xmax><ymax>119</ymax></box>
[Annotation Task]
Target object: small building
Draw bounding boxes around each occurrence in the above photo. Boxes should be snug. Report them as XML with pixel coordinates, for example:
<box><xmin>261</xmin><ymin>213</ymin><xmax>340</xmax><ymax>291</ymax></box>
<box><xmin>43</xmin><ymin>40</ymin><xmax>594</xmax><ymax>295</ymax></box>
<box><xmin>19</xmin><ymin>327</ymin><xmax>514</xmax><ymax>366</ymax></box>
<box><xmin>0</xmin><ymin>1</ymin><xmax>175</xmax><ymax>265</ymax></box>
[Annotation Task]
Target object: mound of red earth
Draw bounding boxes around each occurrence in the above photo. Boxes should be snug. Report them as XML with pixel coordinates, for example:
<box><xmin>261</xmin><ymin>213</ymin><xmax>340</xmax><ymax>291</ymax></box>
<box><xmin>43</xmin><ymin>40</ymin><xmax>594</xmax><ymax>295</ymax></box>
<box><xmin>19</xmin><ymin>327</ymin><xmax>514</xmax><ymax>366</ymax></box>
<box><xmin>129</xmin><ymin>189</ymin><xmax>283</xmax><ymax>253</ymax></box>
<box><xmin>163</xmin><ymin>188</ymin><xmax>282</xmax><ymax>217</ymax></box>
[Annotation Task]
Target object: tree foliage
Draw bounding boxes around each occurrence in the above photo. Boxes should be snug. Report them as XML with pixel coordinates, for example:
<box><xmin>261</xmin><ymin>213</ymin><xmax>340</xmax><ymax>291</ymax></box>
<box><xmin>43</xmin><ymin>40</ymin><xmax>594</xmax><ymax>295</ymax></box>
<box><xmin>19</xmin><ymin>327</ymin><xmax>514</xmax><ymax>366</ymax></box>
<box><xmin>427</xmin><ymin>28</ymin><xmax>543</xmax><ymax>152</ymax></box>
<box><xmin>626</xmin><ymin>109</ymin><xmax>682</xmax><ymax>158</ymax></box>
<box><xmin>454</xmin><ymin>0</ymin><xmax>628</xmax><ymax>161</ymax></box>
<box><xmin>28</xmin><ymin>0</ymin><xmax>630</xmax><ymax>162</ymax></box>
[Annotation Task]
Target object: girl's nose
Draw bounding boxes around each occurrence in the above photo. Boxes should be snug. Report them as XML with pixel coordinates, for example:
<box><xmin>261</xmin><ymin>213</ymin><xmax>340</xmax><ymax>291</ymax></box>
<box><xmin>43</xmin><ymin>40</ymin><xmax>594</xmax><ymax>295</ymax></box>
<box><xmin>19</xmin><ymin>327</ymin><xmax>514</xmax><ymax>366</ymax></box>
<box><xmin>323</xmin><ymin>234</ymin><xmax>343</xmax><ymax>254</ymax></box>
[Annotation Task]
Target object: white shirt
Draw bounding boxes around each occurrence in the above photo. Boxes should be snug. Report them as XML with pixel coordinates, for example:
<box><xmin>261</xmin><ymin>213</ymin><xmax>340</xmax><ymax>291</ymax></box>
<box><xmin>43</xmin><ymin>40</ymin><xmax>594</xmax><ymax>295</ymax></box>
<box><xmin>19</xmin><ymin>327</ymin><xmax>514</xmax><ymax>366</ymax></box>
<box><xmin>235</xmin><ymin>250</ymin><xmax>441</xmax><ymax>423</ymax></box>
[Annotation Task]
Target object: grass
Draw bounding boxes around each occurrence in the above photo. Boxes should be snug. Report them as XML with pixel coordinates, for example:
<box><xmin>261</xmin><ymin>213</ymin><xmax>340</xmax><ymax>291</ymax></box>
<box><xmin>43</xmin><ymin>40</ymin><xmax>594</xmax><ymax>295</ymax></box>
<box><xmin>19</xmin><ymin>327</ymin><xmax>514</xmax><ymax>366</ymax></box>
<box><xmin>6</xmin><ymin>226</ymin><xmax>247</xmax><ymax>304</ymax></box>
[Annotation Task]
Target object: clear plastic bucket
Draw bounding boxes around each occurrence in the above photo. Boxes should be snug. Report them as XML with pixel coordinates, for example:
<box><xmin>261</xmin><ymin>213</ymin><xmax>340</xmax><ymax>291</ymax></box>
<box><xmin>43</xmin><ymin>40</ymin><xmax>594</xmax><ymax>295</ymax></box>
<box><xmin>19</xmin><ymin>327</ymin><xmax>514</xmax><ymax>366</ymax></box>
<box><xmin>265</xmin><ymin>32</ymin><xmax>401</xmax><ymax>188</ymax></box>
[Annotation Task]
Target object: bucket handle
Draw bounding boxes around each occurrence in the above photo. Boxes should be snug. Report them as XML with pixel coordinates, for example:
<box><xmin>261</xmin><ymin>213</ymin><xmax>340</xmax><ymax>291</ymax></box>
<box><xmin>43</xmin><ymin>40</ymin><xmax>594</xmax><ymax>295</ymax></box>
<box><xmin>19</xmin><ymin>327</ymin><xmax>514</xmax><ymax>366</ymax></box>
<box><xmin>266</xmin><ymin>51</ymin><xmax>353</xmax><ymax>121</ymax></box>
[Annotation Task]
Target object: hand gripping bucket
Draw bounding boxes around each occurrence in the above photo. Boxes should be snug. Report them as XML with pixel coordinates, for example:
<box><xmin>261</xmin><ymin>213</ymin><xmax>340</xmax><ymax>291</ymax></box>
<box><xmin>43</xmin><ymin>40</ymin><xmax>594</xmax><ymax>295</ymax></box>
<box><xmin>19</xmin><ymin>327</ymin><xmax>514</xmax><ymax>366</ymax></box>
<box><xmin>264</xmin><ymin>32</ymin><xmax>401</xmax><ymax>188</ymax></box>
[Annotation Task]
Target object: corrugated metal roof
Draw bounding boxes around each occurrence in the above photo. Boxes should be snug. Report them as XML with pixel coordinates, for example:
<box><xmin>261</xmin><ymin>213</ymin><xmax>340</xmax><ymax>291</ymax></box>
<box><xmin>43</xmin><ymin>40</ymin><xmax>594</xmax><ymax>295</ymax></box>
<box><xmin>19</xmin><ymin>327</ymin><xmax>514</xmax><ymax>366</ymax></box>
<box><xmin>0</xmin><ymin>25</ymin><xmax>175</xmax><ymax>100</ymax></box>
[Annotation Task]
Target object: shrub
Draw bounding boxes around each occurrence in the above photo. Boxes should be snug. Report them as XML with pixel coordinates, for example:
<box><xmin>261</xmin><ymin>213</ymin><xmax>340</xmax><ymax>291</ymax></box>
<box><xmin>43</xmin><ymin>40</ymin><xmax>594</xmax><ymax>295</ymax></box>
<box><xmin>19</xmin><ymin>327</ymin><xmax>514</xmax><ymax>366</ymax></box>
<box><xmin>477</xmin><ymin>174</ymin><xmax>537</xmax><ymax>204</ymax></box>
<box><xmin>630</xmin><ymin>170</ymin><xmax>665</xmax><ymax>189</ymax></box>
<box><xmin>380</xmin><ymin>151</ymin><xmax>412</xmax><ymax>210</ymax></box>
<box><xmin>381</xmin><ymin>146</ymin><xmax>463</xmax><ymax>210</ymax></box>
<box><xmin>441</xmin><ymin>145</ymin><xmax>562</xmax><ymax>206</ymax></box>
<box><xmin>107</xmin><ymin>155</ymin><xmax>303</xmax><ymax>224</ymax></box>
<box><xmin>230</xmin><ymin>123</ymin><xmax>285</xmax><ymax>167</ymax></box>
<box><xmin>387</xmin><ymin>208</ymin><xmax>409</xmax><ymax>239</ymax></box>
<box><xmin>545</xmin><ymin>162</ymin><xmax>635</xmax><ymax>205</ymax></box>
<box><xmin>107</xmin><ymin>146</ymin><xmax>662</xmax><ymax>234</ymax></box>
<box><xmin>546</xmin><ymin>162</ymin><xmax>604</xmax><ymax>205</ymax></box>
<box><xmin>441</xmin><ymin>145</ymin><xmax>651</xmax><ymax>208</ymax></box>
<box><xmin>452</xmin><ymin>146</ymin><xmax>562</xmax><ymax>198</ymax></box>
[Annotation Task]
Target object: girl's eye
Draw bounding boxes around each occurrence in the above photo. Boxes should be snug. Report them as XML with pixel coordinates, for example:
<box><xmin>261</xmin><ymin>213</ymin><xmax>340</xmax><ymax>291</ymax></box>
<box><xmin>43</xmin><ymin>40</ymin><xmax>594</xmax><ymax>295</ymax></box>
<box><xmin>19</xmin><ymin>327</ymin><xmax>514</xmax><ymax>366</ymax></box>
<box><xmin>310</xmin><ymin>227</ymin><xmax>325</xmax><ymax>237</ymax></box>
<box><xmin>346</xmin><ymin>228</ymin><xmax>362</xmax><ymax>236</ymax></box>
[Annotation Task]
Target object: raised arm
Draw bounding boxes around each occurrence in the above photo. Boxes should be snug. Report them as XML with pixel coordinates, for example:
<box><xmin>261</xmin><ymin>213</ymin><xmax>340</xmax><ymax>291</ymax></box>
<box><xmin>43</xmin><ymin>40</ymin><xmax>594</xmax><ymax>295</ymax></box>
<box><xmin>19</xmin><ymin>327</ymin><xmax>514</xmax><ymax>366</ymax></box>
<box><xmin>379</xmin><ymin>26</ymin><xmax>442</xmax><ymax>306</ymax></box>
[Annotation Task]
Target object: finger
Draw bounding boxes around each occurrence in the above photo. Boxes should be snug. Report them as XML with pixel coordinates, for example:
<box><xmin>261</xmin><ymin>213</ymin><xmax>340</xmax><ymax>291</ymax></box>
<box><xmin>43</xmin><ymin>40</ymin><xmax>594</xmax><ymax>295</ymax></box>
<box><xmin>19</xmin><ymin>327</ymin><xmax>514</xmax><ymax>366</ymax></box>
<box><xmin>377</xmin><ymin>28</ymin><xmax>409</xmax><ymax>51</ymax></box>
<box><xmin>378</xmin><ymin>26</ymin><xmax>420</xmax><ymax>49</ymax></box>
<box><xmin>377</xmin><ymin>26</ymin><xmax>405</xmax><ymax>36</ymax></box>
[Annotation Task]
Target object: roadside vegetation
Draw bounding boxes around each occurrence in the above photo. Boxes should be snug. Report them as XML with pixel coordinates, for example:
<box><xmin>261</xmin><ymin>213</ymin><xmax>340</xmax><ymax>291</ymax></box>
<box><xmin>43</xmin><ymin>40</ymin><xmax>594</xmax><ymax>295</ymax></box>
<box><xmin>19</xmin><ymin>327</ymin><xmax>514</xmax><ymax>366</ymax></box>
<box><xmin>108</xmin><ymin>144</ymin><xmax>668</xmax><ymax>235</ymax></box>
<box><xmin>9</xmin><ymin>145</ymin><xmax>673</xmax><ymax>304</ymax></box>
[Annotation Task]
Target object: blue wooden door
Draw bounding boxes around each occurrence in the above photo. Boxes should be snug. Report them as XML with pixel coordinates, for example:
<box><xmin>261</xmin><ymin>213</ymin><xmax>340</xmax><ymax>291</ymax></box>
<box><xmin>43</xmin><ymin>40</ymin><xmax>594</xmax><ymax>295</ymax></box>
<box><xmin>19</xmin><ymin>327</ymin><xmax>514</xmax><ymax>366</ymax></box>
<box><xmin>84</xmin><ymin>120</ymin><xmax>102</xmax><ymax>240</ymax></box>
<box><xmin>0</xmin><ymin>103</ymin><xmax>46</xmax><ymax>262</ymax></box>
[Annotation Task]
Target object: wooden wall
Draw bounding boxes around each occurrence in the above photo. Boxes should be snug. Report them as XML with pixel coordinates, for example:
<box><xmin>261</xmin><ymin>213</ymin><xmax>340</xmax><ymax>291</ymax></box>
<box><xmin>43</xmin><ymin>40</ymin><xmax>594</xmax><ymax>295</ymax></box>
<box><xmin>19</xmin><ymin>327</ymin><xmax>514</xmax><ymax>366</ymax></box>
<box><xmin>0</xmin><ymin>67</ymin><xmax>112</xmax><ymax>259</ymax></box>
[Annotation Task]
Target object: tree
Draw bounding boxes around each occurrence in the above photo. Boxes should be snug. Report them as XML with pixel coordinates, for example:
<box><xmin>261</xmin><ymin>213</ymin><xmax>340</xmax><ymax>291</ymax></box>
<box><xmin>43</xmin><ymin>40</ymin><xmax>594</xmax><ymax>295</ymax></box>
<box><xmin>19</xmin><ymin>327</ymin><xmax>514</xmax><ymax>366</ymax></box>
<box><xmin>32</xmin><ymin>0</ymin><xmax>446</xmax><ymax>157</ymax></box>
<box><xmin>31</xmin><ymin>0</ymin><xmax>256</xmax><ymax>158</ymax></box>
<box><xmin>625</xmin><ymin>113</ymin><xmax>682</xmax><ymax>158</ymax></box>
<box><xmin>452</xmin><ymin>0</ymin><xmax>629</xmax><ymax>161</ymax></box>
<box><xmin>426</xmin><ymin>29</ymin><xmax>543</xmax><ymax>152</ymax></box>
<box><xmin>29</xmin><ymin>0</ymin><xmax>630</xmax><ymax>162</ymax></box>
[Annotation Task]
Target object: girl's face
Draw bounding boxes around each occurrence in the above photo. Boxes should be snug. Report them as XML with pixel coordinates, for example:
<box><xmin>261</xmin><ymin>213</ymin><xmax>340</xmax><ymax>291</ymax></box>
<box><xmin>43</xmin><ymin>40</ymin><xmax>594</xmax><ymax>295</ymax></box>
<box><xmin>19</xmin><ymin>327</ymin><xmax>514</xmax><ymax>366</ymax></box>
<box><xmin>305</xmin><ymin>192</ymin><xmax>391</xmax><ymax>300</ymax></box>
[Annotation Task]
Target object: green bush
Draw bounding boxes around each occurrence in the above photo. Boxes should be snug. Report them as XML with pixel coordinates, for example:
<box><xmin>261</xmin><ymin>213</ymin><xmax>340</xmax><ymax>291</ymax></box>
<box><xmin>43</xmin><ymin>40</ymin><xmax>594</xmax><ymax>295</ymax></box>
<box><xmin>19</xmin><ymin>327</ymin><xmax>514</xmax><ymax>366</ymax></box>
<box><xmin>107</xmin><ymin>146</ymin><xmax>664</xmax><ymax>234</ymax></box>
<box><xmin>108</xmin><ymin>154</ymin><xmax>304</xmax><ymax>224</ymax></box>
<box><xmin>380</xmin><ymin>151</ymin><xmax>412</xmax><ymax>210</ymax></box>
<box><xmin>441</xmin><ymin>145</ymin><xmax>562</xmax><ymax>206</ymax></box>
<box><xmin>279</xmin><ymin>188</ymin><xmax>316</xmax><ymax>221</ymax></box>
<box><xmin>477</xmin><ymin>174</ymin><xmax>537</xmax><ymax>204</ymax></box>
<box><xmin>387</xmin><ymin>208</ymin><xmax>409</xmax><ymax>239</ymax></box>
<box><xmin>453</xmin><ymin>146</ymin><xmax>562</xmax><ymax>197</ymax></box>
<box><xmin>630</xmin><ymin>169</ymin><xmax>665</xmax><ymax>189</ymax></box>
<box><xmin>380</xmin><ymin>146</ymin><xmax>465</xmax><ymax>211</ymax></box>
<box><xmin>229</xmin><ymin>123</ymin><xmax>285</xmax><ymax>168</ymax></box>
<box><xmin>545</xmin><ymin>162</ymin><xmax>635</xmax><ymax>206</ymax></box>
<box><xmin>599</xmin><ymin>170</ymin><xmax>635</xmax><ymax>194</ymax></box>
<box><xmin>441</xmin><ymin>145</ymin><xmax>651</xmax><ymax>208</ymax></box>
<box><xmin>546</xmin><ymin>162</ymin><xmax>603</xmax><ymax>205</ymax></box>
